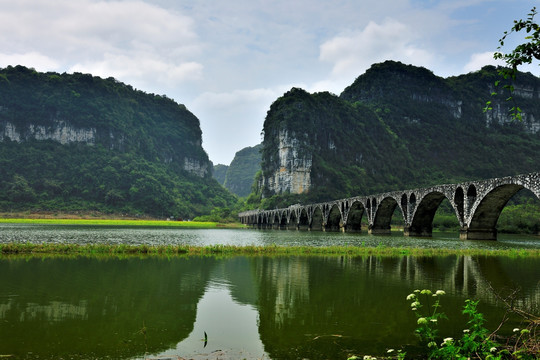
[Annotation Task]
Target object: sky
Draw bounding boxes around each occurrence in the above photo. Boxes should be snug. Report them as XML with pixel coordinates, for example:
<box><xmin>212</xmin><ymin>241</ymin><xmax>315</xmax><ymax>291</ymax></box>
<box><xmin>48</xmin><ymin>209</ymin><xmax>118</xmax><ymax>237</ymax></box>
<box><xmin>0</xmin><ymin>0</ymin><xmax>538</xmax><ymax>165</ymax></box>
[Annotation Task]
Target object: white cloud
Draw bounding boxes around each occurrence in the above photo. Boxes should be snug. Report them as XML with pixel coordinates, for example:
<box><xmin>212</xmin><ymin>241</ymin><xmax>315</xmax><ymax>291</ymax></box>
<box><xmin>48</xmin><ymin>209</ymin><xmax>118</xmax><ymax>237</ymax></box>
<box><xmin>70</xmin><ymin>55</ymin><xmax>203</xmax><ymax>88</ymax></box>
<box><xmin>0</xmin><ymin>0</ymin><xmax>202</xmax><ymax>88</ymax></box>
<box><xmin>319</xmin><ymin>18</ymin><xmax>436</xmax><ymax>81</ymax></box>
<box><xmin>0</xmin><ymin>52</ymin><xmax>59</xmax><ymax>71</ymax></box>
<box><xmin>463</xmin><ymin>52</ymin><xmax>503</xmax><ymax>73</ymax></box>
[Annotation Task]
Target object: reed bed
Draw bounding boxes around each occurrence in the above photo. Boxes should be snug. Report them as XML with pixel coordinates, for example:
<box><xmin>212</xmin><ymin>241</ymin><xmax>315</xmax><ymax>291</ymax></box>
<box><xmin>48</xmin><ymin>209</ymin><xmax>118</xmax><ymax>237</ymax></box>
<box><xmin>1</xmin><ymin>242</ymin><xmax>538</xmax><ymax>258</ymax></box>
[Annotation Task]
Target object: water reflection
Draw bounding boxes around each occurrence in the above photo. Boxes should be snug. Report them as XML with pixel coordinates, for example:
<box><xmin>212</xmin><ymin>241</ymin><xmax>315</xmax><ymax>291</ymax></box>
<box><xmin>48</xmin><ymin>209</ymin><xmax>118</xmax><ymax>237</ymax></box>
<box><xmin>0</xmin><ymin>255</ymin><xmax>538</xmax><ymax>359</ymax></box>
<box><xmin>0</xmin><ymin>257</ymin><xmax>218</xmax><ymax>359</ymax></box>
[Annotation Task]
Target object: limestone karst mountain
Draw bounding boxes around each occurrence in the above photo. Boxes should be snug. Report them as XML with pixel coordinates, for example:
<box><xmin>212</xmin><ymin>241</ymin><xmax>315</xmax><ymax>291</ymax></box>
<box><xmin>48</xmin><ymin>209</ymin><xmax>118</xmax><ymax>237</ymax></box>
<box><xmin>254</xmin><ymin>61</ymin><xmax>540</xmax><ymax>207</ymax></box>
<box><xmin>213</xmin><ymin>144</ymin><xmax>262</xmax><ymax>198</ymax></box>
<box><xmin>0</xmin><ymin>65</ymin><xmax>235</xmax><ymax>217</ymax></box>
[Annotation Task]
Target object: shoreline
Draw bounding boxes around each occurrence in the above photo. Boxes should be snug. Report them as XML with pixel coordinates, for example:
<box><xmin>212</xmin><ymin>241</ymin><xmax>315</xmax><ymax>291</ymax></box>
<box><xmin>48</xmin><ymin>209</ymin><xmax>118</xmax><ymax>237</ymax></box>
<box><xmin>0</xmin><ymin>217</ymin><xmax>245</xmax><ymax>228</ymax></box>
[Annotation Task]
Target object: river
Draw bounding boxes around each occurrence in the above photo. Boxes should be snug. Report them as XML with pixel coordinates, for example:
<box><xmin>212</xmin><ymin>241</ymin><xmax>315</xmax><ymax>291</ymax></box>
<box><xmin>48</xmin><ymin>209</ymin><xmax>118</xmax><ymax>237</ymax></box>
<box><xmin>0</xmin><ymin>224</ymin><xmax>539</xmax><ymax>359</ymax></box>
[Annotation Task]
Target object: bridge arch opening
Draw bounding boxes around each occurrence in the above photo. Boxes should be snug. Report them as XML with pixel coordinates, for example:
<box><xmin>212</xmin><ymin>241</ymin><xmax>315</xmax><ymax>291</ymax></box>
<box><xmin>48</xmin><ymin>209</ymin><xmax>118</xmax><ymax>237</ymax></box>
<box><xmin>272</xmin><ymin>212</ymin><xmax>280</xmax><ymax>229</ymax></box>
<box><xmin>288</xmin><ymin>210</ymin><xmax>298</xmax><ymax>230</ymax></box>
<box><xmin>325</xmin><ymin>204</ymin><xmax>343</xmax><ymax>232</ymax></box>
<box><xmin>311</xmin><ymin>206</ymin><xmax>324</xmax><ymax>231</ymax></box>
<box><xmin>410</xmin><ymin>193</ymin><xmax>416</xmax><ymax>204</ymax></box>
<box><xmin>407</xmin><ymin>191</ymin><xmax>449</xmax><ymax>237</ymax></box>
<box><xmin>371</xmin><ymin>197</ymin><xmax>403</xmax><ymax>235</ymax></box>
<box><xmin>497</xmin><ymin>189</ymin><xmax>540</xmax><ymax>235</ymax></box>
<box><xmin>454</xmin><ymin>187</ymin><xmax>464</xmax><ymax>223</ymax></box>
<box><xmin>346</xmin><ymin>201</ymin><xmax>365</xmax><ymax>232</ymax></box>
<box><xmin>298</xmin><ymin>208</ymin><xmax>309</xmax><ymax>230</ymax></box>
<box><xmin>432</xmin><ymin>198</ymin><xmax>460</xmax><ymax>233</ymax></box>
<box><xmin>467</xmin><ymin>186</ymin><xmax>538</xmax><ymax>239</ymax></box>
<box><xmin>279</xmin><ymin>212</ymin><xmax>288</xmax><ymax>229</ymax></box>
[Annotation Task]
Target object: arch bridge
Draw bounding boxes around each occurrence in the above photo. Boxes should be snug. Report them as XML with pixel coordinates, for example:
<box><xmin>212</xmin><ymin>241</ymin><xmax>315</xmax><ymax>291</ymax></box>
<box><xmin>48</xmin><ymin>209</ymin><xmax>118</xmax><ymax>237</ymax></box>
<box><xmin>238</xmin><ymin>172</ymin><xmax>540</xmax><ymax>240</ymax></box>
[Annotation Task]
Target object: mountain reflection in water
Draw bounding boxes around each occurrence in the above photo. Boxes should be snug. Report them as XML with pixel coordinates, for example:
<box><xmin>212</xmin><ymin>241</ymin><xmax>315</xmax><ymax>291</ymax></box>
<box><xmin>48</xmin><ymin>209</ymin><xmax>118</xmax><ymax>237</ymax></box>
<box><xmin>1</xmin><ymin>253</ymin><xmax>538</xmax><ymax>359</ymax></box>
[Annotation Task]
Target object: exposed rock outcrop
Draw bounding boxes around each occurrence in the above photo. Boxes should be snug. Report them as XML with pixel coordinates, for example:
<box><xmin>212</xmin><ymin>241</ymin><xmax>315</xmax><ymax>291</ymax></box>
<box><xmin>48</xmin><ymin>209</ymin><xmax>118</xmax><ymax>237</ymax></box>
<box><xmin>262</xmin><ymin>130</ymin><xmax>311</xmax><ymax>194</ymax></box>
<box><xmin>0</xmin><ymin>120</ymin><xmax>96</xmax><ymax>144</ymax></box>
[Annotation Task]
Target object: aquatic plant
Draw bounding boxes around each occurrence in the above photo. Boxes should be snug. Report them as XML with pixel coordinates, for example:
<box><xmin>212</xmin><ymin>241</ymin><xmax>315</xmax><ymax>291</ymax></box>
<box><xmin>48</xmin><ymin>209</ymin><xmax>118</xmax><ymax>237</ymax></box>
<box><xmin>347</xmin><ymin>289</ymin><xmax>539</xmax><ymax>359</ymax></box>
<box><xmin>404</xmin><ymin>289</ymin><xmax>538</xmax><ymax>359</ymax></box>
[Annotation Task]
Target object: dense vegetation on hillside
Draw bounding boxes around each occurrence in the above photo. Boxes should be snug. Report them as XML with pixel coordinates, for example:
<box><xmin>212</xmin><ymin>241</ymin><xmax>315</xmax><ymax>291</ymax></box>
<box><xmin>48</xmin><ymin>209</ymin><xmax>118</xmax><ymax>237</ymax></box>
<box><xmin>258</xmin><ymin>88</ymin><xmax>415</xmax><ymax>204</ymax></box>
<box><xmin>213</xmin><ymin>145</ymin><xmax>262</xmax><ymax>198</ymax></box>
<box><xmin>224</xmin><ymin>144</ymin><xmax>262</xmax><ymax>197</ymax></box>
<box><xmin>340</xmin><ymin>62</ymin><xmax>540</xmax><ymax>182</ymax></box>
<box><xmin>0</xmin><ymin>65</ymin><xmax>236</xmax><ymax>218</ymax></box>
<box><xmin>213</xmin><ymin>164</ymin><xmax>229</xmax><ymax>186</ymax></box>
<box><xmin>250</xmin><ymin>62</ymin><xmax>540</xmax><ymax>232</ymax></box>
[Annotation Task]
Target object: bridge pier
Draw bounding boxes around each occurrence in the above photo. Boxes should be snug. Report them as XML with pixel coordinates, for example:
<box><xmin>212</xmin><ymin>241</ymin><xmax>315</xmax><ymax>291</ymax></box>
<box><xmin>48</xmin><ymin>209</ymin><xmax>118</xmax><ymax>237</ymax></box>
<box><xmin>460</xmin><ymin>227</ymin><xmax>497</xmax><ymax>241</ymax></box>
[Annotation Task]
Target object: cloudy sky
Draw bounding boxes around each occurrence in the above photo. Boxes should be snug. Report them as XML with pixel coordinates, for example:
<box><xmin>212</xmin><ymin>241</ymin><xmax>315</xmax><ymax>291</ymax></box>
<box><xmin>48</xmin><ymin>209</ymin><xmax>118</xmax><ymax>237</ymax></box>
<box><xmin>0</xmin><ymin>0</ymin><xmax>538</xmax><ymax>165</ymax></box>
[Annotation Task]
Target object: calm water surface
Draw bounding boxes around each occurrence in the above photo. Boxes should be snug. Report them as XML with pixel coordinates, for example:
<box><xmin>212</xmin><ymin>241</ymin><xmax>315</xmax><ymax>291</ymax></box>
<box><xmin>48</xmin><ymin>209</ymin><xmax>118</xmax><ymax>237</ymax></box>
<box><xmin>0</xmin><ymin>225</ymin><xmax>539</xmax><ymax>359</ymax></box>
<box><xmin>1</xmin><ymin>224</ymin><xmax>539</xmax><ymax>249</ymax></box>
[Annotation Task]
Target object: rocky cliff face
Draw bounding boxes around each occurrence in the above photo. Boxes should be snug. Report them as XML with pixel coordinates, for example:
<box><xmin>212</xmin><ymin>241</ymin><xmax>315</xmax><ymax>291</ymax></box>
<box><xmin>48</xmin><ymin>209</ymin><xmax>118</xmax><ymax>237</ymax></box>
<box><xmin>484</xmin><ymin>84</ymin><xmax>540</xmax><ymax>134</ymax></box>
<box><xmin>183</xmin><ymin>157</ymin><xmax>209</xmax><ymax>177</ymax></box>
<box><xmin>262</xmin><ymin>130</ymin><xmax>311</xmax><ymax>194</ymax></box>
<box><xmin>0</xmin><ymin>119</ymin><xmax>209</xmax><ymax>177</ymax></box>
<box><xmin>0</xmin><ymin>120</ymin><xmax>96</xmax><ymax>144</ymax></box>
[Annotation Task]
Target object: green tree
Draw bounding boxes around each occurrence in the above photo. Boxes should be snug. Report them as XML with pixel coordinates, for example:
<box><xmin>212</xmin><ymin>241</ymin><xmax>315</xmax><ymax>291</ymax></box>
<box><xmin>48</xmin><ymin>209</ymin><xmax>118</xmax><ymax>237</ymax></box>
<box><xmin>488</xmin><ymin>7</ymin><xmax>540</xmax><ymax>120</ymax></box>
<box><xmin>7</xmin><ymin>175</ymin><xmax>36</xmax><ymax>203</ymax></box>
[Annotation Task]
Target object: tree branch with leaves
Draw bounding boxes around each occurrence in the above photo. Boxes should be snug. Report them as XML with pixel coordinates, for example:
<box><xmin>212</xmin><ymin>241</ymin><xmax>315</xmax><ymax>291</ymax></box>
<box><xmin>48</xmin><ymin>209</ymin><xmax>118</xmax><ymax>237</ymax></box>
<box><xmin>485</xmin><ymin>7</ymin><xmax>540</xmax><ymax>120</ymax></box>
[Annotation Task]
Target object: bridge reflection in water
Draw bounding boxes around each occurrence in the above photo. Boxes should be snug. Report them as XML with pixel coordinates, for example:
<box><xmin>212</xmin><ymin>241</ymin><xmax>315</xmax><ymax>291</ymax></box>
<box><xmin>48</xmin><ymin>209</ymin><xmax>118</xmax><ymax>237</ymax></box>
<box><xmin>239</xmin><ymin>172</ymin><xmax>540</xmax><ymax>240</ymax></box>
<box><xmin>1</xmin><ymin>255</ymin><xmax>538</xmax><ymax>359</ymax></box>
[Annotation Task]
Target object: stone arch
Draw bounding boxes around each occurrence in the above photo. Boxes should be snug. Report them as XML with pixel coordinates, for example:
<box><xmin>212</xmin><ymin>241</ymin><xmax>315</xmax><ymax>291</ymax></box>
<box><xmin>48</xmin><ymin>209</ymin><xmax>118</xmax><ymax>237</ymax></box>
<box><xmin>409</xmin><ymin>193</ymin><xmax>417</xmax><ymax>208</ymax></box>
<box><xmin>370</xmin><ymin>196</ymin><xmax>399</xmax><ymax>235</ymax></box>
<box><xmin>466</xmin><ymin>183</ymin><xmax>524</xmax><ymax>240</ymax></box>
<box><xmin>346</xmin><ymin>200</ymin><xmax>365</xmax><ymax>232</ymax></box>
<box><xmin>454</xmin><ymin>187</ymin><xmax>465</xmax><ymax>223</ymax></box>
<box><xmin>325</xmin><ymin>203</ymin><xmax>343</xmax><ymax>231</ymax></box>
<box><xmin>408</xmin><ymin>191</ymin><xmax>449</xmax><ymax>237</ymax></box>
<box><xmin>311</xmin><ymin>206</ymin><xmax>324</xmax><ymax>231</ymax></box>
<box><xmin>298</xmin><ymin>208</ymin><xmax>310</xmax><ymax>230</ymax></box>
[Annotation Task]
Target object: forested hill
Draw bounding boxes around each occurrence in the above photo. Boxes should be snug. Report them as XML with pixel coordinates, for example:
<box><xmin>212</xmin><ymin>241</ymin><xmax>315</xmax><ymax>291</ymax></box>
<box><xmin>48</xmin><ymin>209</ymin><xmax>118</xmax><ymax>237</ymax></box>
<box><xmin>253</xmin><ymin>61</ymin><xmax>540</xmax><ymax>207</ymax></box>
<box><xmin>0</xmin><ymin>65</ymin><xmax>236</xmax><ymax>217</ymax></box>
<box><xmin>221</xmin><ymin>144</ymin><xmax>262</xmax><ymax>197</ymax></box>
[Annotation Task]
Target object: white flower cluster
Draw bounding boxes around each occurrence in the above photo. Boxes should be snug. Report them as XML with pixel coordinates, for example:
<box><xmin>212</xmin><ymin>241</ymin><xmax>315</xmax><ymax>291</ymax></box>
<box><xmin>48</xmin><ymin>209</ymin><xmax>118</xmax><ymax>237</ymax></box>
<box><xmin>441</xmin><ymin>337</ymin><xmax>454</xmax><ymax>346</ymax></box>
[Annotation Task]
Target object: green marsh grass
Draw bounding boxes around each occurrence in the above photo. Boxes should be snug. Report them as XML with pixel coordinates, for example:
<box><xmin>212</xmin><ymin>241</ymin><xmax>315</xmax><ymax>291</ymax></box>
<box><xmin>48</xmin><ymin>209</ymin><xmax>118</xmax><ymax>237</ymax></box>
<box><xmin>1</xmin><ymin>243</ymin><xmax>539</xmax><ymax>258</ymax></box>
